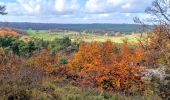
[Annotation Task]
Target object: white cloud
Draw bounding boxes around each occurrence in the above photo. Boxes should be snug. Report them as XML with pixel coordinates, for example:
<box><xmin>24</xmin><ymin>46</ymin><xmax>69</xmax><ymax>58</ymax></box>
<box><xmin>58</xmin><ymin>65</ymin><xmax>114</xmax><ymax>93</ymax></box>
<box><xmin>107</xmin><ymin>0</ymin><xmax>124</xmax><ymax>6</ymax></box>
<box><xmin>55</xmin><ymin>0</ymin><xmax>65</xmax><ymax>12</ymax></box>
<box><xmin>16</xmin><ymin>0</ymin><xmax>42</xmax><ymax>15</ymax></box>
<box><xmin>85</xmin><ymin>0</ymin><xmax>106</xmax><ymax>13</ymax></box>
<box><xmin>85</xmin><ymin>0</ymin><xmax>154</xmax><ymax>14</ymax></box>
<box><xmin>6</xmin><ymin>0</ymin><xmax>80</xmax><ymax>16</ymax></box>
<box><xmin>122</xmin><ymin>3</ymin><xmax>131</xmax><ymax>9</ymax></box>
<box><xmin>0</xmin><ymin>0</ymin><xmax>155</xmax><ymax>23</ymax></box>
<box><xmin>55</xmin><ymin>0</ymin><xmax>79</xmax><ymax>13</ymax></box>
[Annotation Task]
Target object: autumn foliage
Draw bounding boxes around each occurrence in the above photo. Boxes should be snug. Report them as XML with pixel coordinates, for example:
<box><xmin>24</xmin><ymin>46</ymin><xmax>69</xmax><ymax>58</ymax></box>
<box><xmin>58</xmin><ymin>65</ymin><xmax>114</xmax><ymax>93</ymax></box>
<box><xmin>68</xmin><ymin>41</ymin><xmax>146</xmax><ymax>91</ymax></box>
<box><xmin>143</xmin><ymin>26</ymin><xmax>170</xmax><ymax>68</ymax></box>
<box><xmin>27</xmin><ymin>49</ymin><xmax>59</xmax><ymax>74</ymax></box>
<box><xmin>0</xmin><ymin>28</ymin><xmax>20</xmax><ymax>37</ymax></box>
<box><xmin>0</xmin><ymin>48</ymin><xmax>22</xmax><ymax>74</ymax></box>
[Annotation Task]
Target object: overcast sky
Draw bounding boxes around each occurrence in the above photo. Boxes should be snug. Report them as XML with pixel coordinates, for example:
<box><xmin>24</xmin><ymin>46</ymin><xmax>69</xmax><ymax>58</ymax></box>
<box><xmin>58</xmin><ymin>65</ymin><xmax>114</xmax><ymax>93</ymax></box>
<box><xmin>0</xmin><ymin>0</ymin><xmax>154</xmax><ymax>23</ymax></box>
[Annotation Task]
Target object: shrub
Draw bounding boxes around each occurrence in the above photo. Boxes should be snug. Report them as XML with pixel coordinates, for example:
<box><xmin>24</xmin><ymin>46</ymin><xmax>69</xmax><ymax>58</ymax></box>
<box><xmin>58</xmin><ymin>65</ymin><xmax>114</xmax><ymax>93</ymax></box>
<box><xmin>0</xmin><ymin>36</ymin><xmax>38</xmax><ymax>56</ymax></box>
<box><xmin>33</xmin><ymin>38</ymin><xmax>50</xmax><ymax>50</ymax></box>
<box><xmin>59</xmin><ymin>56</ymin><xmax>68</xmax><ymax>65</ymax></box>
<box><xmin>0</xmin><ymin>65</ymin><xmax>46</xmax><ymax>100</ymax></box>
<box><xmin>50</xmin><ymin>37</ymin><xmax>72</xmax><ymax>53</ymax></box>
<box><xmin>0</xmin><ymin>48</ymin><xmax>22</xmax><ymax>74</ymax></box>
<box><xmin>66</xmin><ymin>94</ymin><xmax>82</xmax><ymax>100</ymax></box>
<box><xmin>89</xmin><ymin>96</ymin><xmax>105</xmax><ymax>100</ymax></box>
<box><xmin>68</xmin><ymin>41</ymin><xmax>146</xmax><ymax>92</ymax></box>
<box><xmin>27</xmin><ymin>49</ymin><xmax>59</xmax><ymax>74</ymax></box>
<box><xmin>0</xmin><ymin>28</ymin><xmax>20</xmax><ymax>37</ymax></box>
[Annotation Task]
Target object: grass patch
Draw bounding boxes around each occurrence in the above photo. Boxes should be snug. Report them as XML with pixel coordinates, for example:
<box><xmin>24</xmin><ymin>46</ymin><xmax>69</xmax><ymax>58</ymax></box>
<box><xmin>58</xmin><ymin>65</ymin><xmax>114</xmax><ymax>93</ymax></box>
<box><xmin>27</xmin><ymin>30</ymin><xmax>142</xmax><ymax>43</ymax></box>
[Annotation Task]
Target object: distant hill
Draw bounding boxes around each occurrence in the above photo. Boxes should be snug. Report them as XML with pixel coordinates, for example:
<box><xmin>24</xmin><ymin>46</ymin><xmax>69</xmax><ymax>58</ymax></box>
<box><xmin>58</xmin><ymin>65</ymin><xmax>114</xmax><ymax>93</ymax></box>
<box><xmin>0</xmin><ymin>22</ymin><xmax>150</xmax><ymax>33</ymax></box>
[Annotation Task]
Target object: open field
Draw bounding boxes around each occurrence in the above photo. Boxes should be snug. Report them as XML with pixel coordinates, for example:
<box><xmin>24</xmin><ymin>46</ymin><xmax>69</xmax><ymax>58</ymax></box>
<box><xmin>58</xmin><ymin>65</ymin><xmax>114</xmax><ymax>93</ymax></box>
<box><xmin>28</xmin><ymin>30</ymin><xmax>143</xmax><ymax>43</ymax></box>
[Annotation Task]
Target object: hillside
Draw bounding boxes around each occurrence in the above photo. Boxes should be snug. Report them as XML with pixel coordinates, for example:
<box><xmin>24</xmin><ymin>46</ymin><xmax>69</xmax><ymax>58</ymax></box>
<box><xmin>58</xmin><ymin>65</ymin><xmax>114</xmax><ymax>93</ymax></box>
<box><xmin>0</xmin><ymin>22</ymin><xmax>149</xmax><ymax>33</ymax></box>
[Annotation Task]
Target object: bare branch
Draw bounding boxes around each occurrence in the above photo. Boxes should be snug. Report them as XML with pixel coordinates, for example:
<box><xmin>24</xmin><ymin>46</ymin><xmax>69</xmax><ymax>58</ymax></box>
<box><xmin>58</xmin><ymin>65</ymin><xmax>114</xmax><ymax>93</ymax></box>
<box><xmin>0</xmin><ymin>5</ymin><xmax>7</xmax><ymax>15</ymax></box>
<box><xmin>146</xmin><ymin>0</ymin><xmax>170</xmax><ymax>23</ymax></box>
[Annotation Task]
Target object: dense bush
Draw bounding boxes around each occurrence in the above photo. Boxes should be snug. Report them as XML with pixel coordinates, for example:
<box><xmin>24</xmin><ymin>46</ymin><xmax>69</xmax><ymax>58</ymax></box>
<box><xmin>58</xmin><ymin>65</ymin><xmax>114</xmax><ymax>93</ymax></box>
<box><xmin>59</xmin><ymin>56</ymin><xmax>68</xmax><ymax>65</ymax></box>
<box><xmin>33</xmin><ymin>38</ymin><xmax>50</xmax><ymax>50</ymax></box>
<box><xmin>68</xmin><ymin>41</ymin><xmax>146</xmax><ymax>92</ymax></box>
<box><xmin>143</xmin><ymin>26</ymin><xmax>170</xmax><ymax>68</ymax></box>
<box><xmin>50</xmin><ymin>37</ymin><xmax>79</xmax><ymax>54</ymax></box>
<box><xmin>140</xmin><ymin>26</ymin><xmax>170</xmax><ymax>98</ymax></box>
<box><xmin>0</xmin><ymin>74</ymin><xmax>161</xmax><ymax>100</ymax></box>
<box><xmin>0</xmin><ymin>28</ymin><xmax>20</xmax><ymax>37</ymax></box>
<box><xmin>26</xmin><ymin>49</ymin><xmax>59</xmax><ymax>74</ymax></box>
<box><xmin>0</xmin><ymin>36</ymin><xmax>37</xmax><ymax>56</ymax></box>
<box><xmin>0</xmin><ymin>48</ymin><xmax>22</xmax><ymax>74</ymax></box>
<box><xmin>0</xmin><ymin>36</ymin><xmax>78</xmax><ymax>57</ymax></box>
<box><xmin>0</xmin><ymin>31</ymin><xmax>165</xmax><ymax>99</ymax></box>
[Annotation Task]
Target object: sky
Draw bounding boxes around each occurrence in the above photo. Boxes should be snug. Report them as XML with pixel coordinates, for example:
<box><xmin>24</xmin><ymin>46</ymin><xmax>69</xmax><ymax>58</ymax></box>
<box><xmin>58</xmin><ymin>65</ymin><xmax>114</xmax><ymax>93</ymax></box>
<box><xmin>0</xmin><ymin>0</ymin><xmax>154</xmax><ymax>24</ymax></box>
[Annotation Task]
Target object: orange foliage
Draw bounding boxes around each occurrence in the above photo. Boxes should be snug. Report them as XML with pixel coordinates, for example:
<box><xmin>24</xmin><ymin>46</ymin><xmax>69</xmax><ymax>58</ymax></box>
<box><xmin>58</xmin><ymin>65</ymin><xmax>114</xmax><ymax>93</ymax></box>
<box><xmin>68</xmin><ymin>41</ymin><xmax>146</xmax><ymax>90</ymax></box>
<box><xmin>0</xmin><ymin>48</ymin><xmax>22</xmax><ymax>74</ymax></box>
<box><xmin>147</xmin><ymin>26</ymin><xmax>170</xmax><ymax>67</ymax></box>
<box><xmin>0</xmin><ymin>28</ymin><xmax>20</xmax><ymax>37</ymax></box>
<box><xmin>28</xmin><ymin>49</ymin><xmax>59</xmax><ymax>74</ymax></box>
